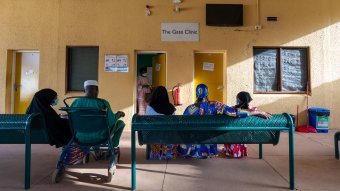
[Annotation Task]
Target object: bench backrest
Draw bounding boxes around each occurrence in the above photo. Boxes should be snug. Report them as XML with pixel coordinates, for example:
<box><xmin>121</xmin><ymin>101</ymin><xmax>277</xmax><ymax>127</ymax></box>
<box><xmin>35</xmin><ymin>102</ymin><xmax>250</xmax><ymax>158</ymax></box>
<box><xmin>132</xmin><ymin>113</ymin><xmax>293</xmax><ymax>145</ymax></box>
<box><xmin>0</xmin><ymin>113</ymin><xmax>49</xmax><ymax>144</ymax></box>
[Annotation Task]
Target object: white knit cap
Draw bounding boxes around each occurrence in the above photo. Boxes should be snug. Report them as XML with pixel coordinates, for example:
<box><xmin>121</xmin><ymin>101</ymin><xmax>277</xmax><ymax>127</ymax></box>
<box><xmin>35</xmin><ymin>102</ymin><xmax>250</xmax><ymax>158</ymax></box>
<box><xmin>84</xmin><ymin>80</ymin><xmax>98</xmax><ymax>88</ymax></box>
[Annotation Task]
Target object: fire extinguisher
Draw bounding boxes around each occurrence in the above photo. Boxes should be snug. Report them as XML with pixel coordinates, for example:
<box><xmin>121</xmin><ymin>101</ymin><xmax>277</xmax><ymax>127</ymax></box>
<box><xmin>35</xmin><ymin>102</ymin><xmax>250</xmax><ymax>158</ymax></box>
<box><xmin>172</xmin><ymin>83</ymin><xmax>182</xmax><ymax>106</ymax></box>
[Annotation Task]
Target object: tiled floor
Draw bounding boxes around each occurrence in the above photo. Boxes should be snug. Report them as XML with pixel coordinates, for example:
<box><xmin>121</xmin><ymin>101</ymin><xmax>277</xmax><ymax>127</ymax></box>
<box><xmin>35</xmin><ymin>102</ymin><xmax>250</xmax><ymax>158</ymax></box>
<box><xmin>0</xmin><ymin>131</ymin><xmax>339</xmax><ymax>191</ymax></box>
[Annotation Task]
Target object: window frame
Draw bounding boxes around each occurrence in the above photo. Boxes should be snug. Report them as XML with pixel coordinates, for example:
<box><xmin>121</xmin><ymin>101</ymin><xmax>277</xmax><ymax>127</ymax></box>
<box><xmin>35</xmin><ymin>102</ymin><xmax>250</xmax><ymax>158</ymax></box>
<box><xmin>65</xmin><ymin>46</ymin><xmax>99</xmax><ymax>92</ymax></box>
<box><xmin>253</xmin><ymin>46</ymin><xmax>311</xmax><ymax>95</ymax></box>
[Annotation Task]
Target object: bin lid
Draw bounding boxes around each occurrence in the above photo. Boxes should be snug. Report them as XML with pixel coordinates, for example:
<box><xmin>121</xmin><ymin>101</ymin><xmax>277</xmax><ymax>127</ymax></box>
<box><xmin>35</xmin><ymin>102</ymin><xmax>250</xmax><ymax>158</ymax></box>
<box><xmin>308</xmin><ymin>107</ymin><xmax>330</xmax><ymax>113</ymax></box>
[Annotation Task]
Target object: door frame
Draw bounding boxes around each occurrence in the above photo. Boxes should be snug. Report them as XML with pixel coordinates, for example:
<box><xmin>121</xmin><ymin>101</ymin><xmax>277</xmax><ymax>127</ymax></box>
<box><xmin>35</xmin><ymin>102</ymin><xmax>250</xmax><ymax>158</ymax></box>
<box><xmin>193</xmin><ymin>50</ymin><xmax>227</xmax><ymax>103</ymax></box>
<box><xmin>10</xmin><ymin>50</ymin><xmax>40</xmax><ymax>113</ymax></box>
<box><xmin>134</xmin><ymin>50</ymin><xmax>168</xmax><ymax>114</ymax></box>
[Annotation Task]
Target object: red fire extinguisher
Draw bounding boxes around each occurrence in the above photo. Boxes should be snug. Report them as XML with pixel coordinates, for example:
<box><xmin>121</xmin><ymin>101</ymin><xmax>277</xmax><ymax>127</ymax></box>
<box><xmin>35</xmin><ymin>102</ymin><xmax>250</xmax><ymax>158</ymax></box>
<box><xmin>172</xmin><ymin>83</ymin><xmax>182</xmax><ymax>106</ymax></box>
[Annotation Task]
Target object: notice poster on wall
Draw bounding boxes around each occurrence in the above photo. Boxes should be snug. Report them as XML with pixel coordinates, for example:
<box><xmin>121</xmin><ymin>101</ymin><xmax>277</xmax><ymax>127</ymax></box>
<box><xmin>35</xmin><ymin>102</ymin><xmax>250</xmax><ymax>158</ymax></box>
<box><xmin>155</xmin><ymin>63</ymin><xmax>161</xmax><ymax>71</ymax></box>
<box><xmin>104</xmin><ymin>54</ymin><xmax>129</xmax><ymax>72</ymax></box>
<box><xmin>203</xmin><ymin>62</ymin><xmax>214</xmax><ymax>71</ymax></box>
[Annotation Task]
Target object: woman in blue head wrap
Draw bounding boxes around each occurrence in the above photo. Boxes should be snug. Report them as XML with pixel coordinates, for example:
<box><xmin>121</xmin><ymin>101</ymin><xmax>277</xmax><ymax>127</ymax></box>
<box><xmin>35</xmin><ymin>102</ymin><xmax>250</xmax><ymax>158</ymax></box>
<box><xmin>178</xmin><ymin>84</ymin><xmax>271</xmax><ymax>159</ymax></box>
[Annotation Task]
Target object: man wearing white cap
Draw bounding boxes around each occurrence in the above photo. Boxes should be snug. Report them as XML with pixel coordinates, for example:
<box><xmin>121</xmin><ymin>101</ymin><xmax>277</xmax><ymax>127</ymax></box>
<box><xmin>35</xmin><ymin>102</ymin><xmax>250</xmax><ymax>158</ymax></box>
<box><xmin>71</xmin><ymin>80</ymin><xmax>125</xmax><ymax>160</ymax></box>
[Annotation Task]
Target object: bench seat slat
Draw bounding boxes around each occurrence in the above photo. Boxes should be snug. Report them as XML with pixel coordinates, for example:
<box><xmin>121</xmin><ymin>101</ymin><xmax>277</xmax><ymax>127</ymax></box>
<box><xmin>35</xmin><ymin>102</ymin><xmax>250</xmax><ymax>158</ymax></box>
<box><xmin>0</xmin><ymin>115</ymin><xmax>31</xmax><ymax>130</ymax></box>
<box><xmin>138</xmin><ymin>130</ymin><xmax>280</xmax><ymax>145</ymax></box>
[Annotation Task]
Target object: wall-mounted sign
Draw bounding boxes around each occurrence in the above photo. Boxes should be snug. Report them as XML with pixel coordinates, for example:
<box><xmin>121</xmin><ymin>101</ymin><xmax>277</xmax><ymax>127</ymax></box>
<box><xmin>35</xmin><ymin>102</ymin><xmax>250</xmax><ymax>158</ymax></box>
<box><xmin>104</xmin><ymin>54</ymin><xmax>129</xmax><ymax>72</ymax></box>
<box><xmin>203</xmin><ymin>62</ymin><xmax>214</xmax><ymax>71</ymax></box>
<box><xmin>161</xmin><ymin>23</ymin><xmax>199</xmax><ymax>42</ymax></box>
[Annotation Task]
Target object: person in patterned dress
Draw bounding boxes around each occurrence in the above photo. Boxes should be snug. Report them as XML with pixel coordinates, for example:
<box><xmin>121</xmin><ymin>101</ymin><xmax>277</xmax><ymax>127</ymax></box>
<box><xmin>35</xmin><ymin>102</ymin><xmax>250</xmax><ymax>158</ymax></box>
<box><xmin>145</xmin><ymin>86</ymin><xmax>177</xmax><ymax>160</ymax></box>
<box><xmin>137</xmin><ymin>67</ymin><xmax>151</xmax><ymax>115</ymax></box>
<box><xmin>224</xmin><ymin>91</ymin><xmax>257</xmax><ymax>158</ymax></box>
<box><xmin>178</xmin><ymin>84</ymin><xmax>271</xmax><ymax>159</ymax></box>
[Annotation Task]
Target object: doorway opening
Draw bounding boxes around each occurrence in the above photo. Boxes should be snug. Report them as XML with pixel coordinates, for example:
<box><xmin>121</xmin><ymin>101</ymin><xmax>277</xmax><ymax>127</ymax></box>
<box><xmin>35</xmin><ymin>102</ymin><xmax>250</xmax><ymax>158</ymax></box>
<box><xmin>135</xmin><ymin>51</ymin><xmax>167</xmax><ymax>115</ymax></box>
<box><xmin>5</xmin><ymin>50</ymin><xmax>40</xmax><ymax>114</ymax></box>
<box><xmin>194</xmin><ymin>51</ymin><xmax>226</xmax><ymax>103</ymax></box>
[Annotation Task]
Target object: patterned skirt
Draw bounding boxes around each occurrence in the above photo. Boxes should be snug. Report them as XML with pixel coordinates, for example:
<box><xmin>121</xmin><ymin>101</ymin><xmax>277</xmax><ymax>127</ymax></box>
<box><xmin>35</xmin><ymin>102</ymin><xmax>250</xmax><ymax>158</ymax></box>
<box><xmin>150</xmin><ymin>144</ymin><xmax>178</xmax><ymax>160</ymax></box>
<box><xmin>224</xmin><ymin>144</ymin><xmax>248</xmax><ymax>158</ymax></box>
<box><xmin>178</xmin><ymin>144</ymin><xmax>219</xmax><ymax>159</ymax></box>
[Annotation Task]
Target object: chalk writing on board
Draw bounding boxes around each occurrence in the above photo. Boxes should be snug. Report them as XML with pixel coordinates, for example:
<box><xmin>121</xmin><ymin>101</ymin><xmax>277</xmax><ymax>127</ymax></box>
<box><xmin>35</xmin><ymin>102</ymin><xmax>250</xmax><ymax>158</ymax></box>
<box><xmin>281</xmin><ymin>49</ymin><xmax>307</xmax><ymax>91</ymax></box>
<box><xmin>254</xmin><ymin>48</ymin><xmax>307</xmax><ymax>92</ymax></box>
<box><xmin>254</xmin><ymin>49</ymin><xmax>279</xmax><ymax>92</ymax></box>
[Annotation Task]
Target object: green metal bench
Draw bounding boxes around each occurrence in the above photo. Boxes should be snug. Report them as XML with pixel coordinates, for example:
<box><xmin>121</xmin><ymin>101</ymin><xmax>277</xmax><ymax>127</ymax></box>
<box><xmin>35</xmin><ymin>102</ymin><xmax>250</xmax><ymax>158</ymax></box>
<box><xmin>131</xmin><ymin>113</ymin><xmax>295</xmax><ymax>190</ymax></box>
<box><xmin>0</xmin><ymin>113</ymin><xmax>49</xmax><ymax>189</ymax></box>
<box><xmin>335</xmin><ymin>131</ymin><xmax>340</xmax><ymax>159</ymax></box>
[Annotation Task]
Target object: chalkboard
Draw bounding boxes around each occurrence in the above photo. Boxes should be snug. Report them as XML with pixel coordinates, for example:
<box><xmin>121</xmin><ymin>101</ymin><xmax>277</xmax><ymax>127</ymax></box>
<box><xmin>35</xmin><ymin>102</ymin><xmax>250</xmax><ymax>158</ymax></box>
<box><xmin>281</xmin><ymin>49</ymin><xmax>307</xmax><ymax>91</ymax></box>
<box><xmin>254</xmin><ymin>48</ymin><xmax>279</xmax><ymax>92</ymax></box>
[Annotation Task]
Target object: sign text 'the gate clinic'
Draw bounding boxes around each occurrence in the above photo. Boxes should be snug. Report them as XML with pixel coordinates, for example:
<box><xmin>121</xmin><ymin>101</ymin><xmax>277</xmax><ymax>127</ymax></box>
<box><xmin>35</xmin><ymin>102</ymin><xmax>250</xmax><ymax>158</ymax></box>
<box><xmin>161</xmin><ymin>23</ymin><xmax>199</xmax><ymax>42</ymax></box>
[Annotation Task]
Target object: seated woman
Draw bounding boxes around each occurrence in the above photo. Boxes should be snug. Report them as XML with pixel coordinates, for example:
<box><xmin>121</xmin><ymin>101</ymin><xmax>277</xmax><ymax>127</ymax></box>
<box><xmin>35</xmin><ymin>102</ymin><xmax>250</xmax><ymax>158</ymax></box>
<box><xmin>224</xmin><ymin>91</ymin><xmax>258</xmax><ymax>158</ymax></box>
<box><xmin>145</xmin><ymin>86</ymin><xmax>177</xmax><ymax>160</ymax></box>
<box><xmin>26</xmin><ymin>88</ymin><xmax>72</xmax><ymax>148</ymax></box>
<box><xmin>178</xmin><ymin>84</ymin><xmax>271</xmax><ymax>159</ymax></box>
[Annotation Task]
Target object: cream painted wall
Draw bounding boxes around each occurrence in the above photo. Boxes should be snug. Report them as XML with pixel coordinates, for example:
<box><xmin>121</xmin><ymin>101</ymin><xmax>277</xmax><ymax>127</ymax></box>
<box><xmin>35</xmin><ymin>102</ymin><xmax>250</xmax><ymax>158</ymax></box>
<box><xmin>1</xmin><ymin>0</ymin><xmax>340</xmax><ymax>130</ymax></box>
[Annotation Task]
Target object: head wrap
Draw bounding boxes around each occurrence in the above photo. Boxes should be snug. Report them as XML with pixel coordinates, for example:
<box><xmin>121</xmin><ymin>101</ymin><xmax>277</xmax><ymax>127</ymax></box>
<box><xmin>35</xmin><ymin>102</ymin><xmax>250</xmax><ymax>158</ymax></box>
<box><xmin>84</xmin><ymin>80</ymin><xmax>98</xmax><ymax>89</ymax></box>
<box><xmin>149</xmin><ymin>86</ymin><xmax>176</xmax><ymax>115</ymax></box>
<box><xmin>196</xmin><ymin>84</ymin><xmax>209</xmax><ymax>102</ymax></box>
<box><xmin>26</xmin><ymin>88</ymin><xmax>72</xmax><ymax>148</ymax></box>
<box><xmin>33</xmin><ymin>88</ymin><xmax>57</xmax><ymax>107</ymax></box>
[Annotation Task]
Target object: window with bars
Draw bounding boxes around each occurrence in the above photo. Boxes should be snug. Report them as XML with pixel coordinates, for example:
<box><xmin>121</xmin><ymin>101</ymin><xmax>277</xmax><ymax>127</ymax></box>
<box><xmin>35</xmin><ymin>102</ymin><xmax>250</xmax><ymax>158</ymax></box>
<box><xmin>253</xmin><ymin>47</ymin><xmax>309</xmax><ymax>94</ymax></box>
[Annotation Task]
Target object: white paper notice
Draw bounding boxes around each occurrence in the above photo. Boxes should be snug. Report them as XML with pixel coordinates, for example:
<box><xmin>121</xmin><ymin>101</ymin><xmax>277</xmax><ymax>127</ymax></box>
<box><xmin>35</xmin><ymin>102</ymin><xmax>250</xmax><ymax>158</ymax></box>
<box><xmin>155</xmin><ymin>64</ymin><xmax>161</xmax><ymax>71</ymax></box>
<box><xmin>203</xmin><ymin>62</ymin><xmax>214</xmax><ymax>71</ymax></box>
<box><xmin>104</xmin><ymin>54</ymin><xmax>129</xmax><ymax>72</ymax></box>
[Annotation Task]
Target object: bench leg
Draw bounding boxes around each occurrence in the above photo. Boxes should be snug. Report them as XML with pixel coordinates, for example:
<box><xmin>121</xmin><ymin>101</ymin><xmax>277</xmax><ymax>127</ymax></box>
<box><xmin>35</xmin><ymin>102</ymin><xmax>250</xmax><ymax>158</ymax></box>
<box><xmin>131</xmin><ymin>130</ymin><xmax>136</xmax><ymax>191</ymax></box>
<box><xmin>25</xmin><ymin>129</ymin><xmax>31</xmax><ymax>189</ymax></box>
<box><xmin>335</xmin><ymin>132</ymin><xmax>340</xmax><ymax>159</ymax></box>
<box><xmin>146</xmin><ymin>144</ymin><xmax>150</xmax><ymax>160</ymax></box>
<box><xmin>259</xmin><ymin>144</ymin><xmax>263</xmax><ymax>159</ymax></box>
<box><xmin>289</xmin><ymin>124</ymin><xmax>295</xmax><ymax>190</ymax></box>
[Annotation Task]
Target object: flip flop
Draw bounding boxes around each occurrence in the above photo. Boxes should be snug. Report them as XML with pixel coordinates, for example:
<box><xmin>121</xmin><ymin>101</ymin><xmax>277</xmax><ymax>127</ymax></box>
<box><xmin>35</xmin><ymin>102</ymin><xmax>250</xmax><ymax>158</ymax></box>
<box><xmin>307</xmin><ymin>125</ymin><xmax>317</xmax><ymax>133</ymax></box>
<box><xmin>296</xmin><ymin>125</ymin><xmax>309</xmax><ymax>133</ymax></box>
